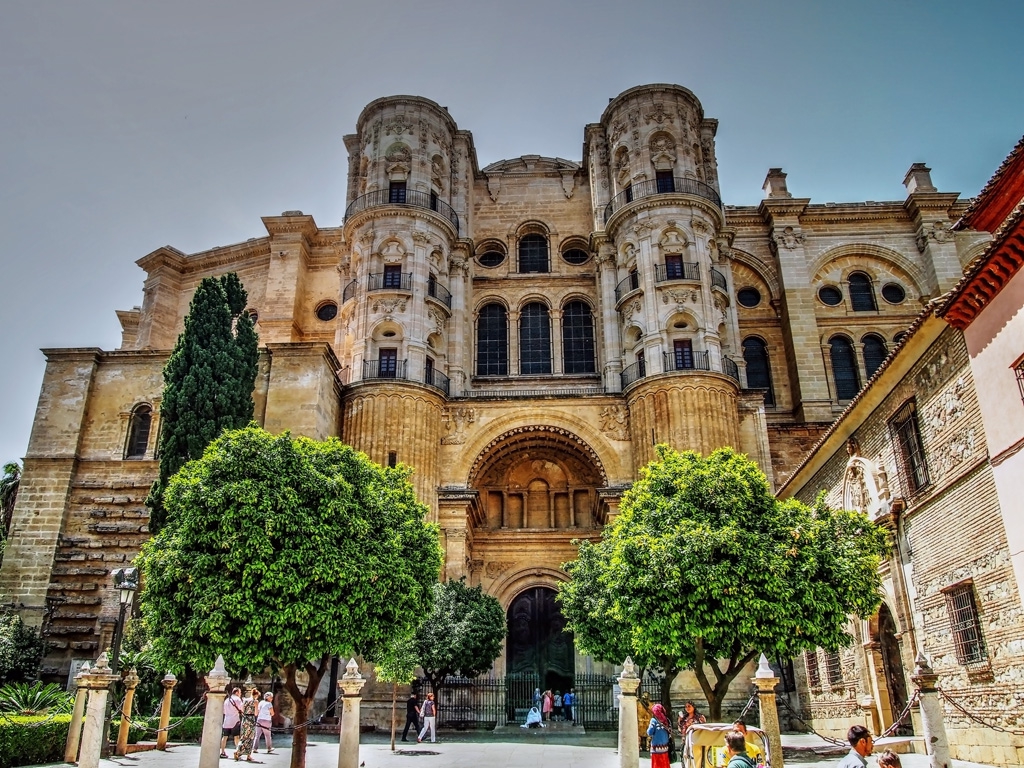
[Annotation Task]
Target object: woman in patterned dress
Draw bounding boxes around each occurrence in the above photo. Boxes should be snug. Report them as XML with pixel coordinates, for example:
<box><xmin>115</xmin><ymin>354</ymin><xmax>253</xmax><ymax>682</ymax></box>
<box><xmin>234</xmin><ymin>688</ymin><xmax>260</xmax><ymax>761</ymax></box>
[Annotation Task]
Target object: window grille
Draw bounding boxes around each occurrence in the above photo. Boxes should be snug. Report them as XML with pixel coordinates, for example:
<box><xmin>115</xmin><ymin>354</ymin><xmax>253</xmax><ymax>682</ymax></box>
<box><xmin>944</xmin><ymin>583</ymin><xmax>987</xmax><ymax>665</ymax></box>
<box><xmin>890</xmin><ymin>399</ymin><xmax>929</xmax><ymax>492</ymax></box>
<box><xmin>824</xmin><ymin>651</ymin><xmax>843</xmax><ymax>686</ymax></box>
<box><xmin>125</xmin><ymin>405</ymin><xmax>152</xmax><ymax>459</ymax></box>
<box><xmin>862</xmin><ymin>334</ymin><xmax>888</xmax><ymax>379</ymax></box>
<box><xmin>476</xmin><ymin>303</ymin><xmax>508</xmax><ymax>376</ymax></box>
<box><xmin>518</xmin><ymin>234</ymin><xmax>549</xmax><ymax>273</ymax></box>
<box><xmin>519</xmin><ymin>302</ymin><xmax>552</xmax><ymax>375</ymax></box>
<box><xmin>1015</xmin><ymin>358</ymin><xmax>1024</xmax><ymax>405</ymax></box>
<box><xmin>804</xmin><ymin>651</ymin><xmax>821</xmax><ymax>688</ymax></box>
<box><xmin>830</xmin><ymin>336</ymin><xmax>860</xmax><ymax>400</ymax></box>
<box><xmin>848</xmin><ymin>272</ymin><xmax>877</xmax><ymax>311</ymax></box>
<box><xmin>562</xmin><ymin>301</ymin><xmax>596</xmax><ymax>374</ymax></box>
<box><xmin>742</xmin><ymin>337</ymin><xmax>775</xmax><ymax>406</ymax></box>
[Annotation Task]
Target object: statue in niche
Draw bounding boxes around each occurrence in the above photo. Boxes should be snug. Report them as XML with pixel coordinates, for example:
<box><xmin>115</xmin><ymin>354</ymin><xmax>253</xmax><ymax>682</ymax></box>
<box><xmin>842</xmin><ymin>438</ymin><xmax>892</xmax><ymax>520</ymax></box>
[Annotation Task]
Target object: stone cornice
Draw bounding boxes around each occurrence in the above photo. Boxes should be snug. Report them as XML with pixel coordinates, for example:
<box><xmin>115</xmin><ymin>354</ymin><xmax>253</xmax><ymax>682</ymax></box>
<box><xmin>757</xmin><ymin>198</ymin><xmax>810</xmax><ymax>220</ymax></box>
<box><xmin>604</xmin><ymin>194</ymin><xmax>725</xmax><ymax>239</ymax></box>
<box><xmin>262</xmin><ymin>213</ymin><xmax>320</xmax><ymax>240</ymax></box>
<box><xmin>342</xmin><ymin>205</ymin><xmax>459</xmax><ymax>243</ymax></box>
<box><xmin>41</xmin><ymin>348</ymin><xmax>104</xmax><ymax>364</ymax></box>
<box><xmin>136</xmin><ymin>246</ymin><xmax>188</xmax><ymax>274</ymax></box>
<box><xmin>903</xmin><ymin>191</ymin><xmax>962</xmax><ymax>220</ymax></box>
<box><xmin>137</xmin><ymin>240</ymin><xmax>273</xmax><ymax>278</ymax></box>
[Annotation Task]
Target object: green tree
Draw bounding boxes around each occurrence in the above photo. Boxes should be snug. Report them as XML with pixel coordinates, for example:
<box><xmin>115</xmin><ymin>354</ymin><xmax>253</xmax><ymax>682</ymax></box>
<box><xmin>412</xmin><ymin>579</ymin><xmax>505</xmax><ymax>707</ymax></box>
<box><xmin>559</xmin><ymin>446</ymin><xmax>888</xmax><ymax>719</ymax></box>
<box><xmin>147</xmin><ymin>273</ymin><xmax>258</xmax><ymax>532</ymax></box>
<box><xmin>0</xmin><ymin>611</ymin><xmax>44</xmax><ymax>684</ymax></box>
<box><xmin>137</xmin><ymin>426</ymin><xmax>442</xmax><ymax>768</ymax></box>
<box><xmin>1</xmin><ymin>461</ymin><xmax>21</xmax><ymax>543</ymax></box>
<box><xmin>370</xmin><ymin>634</ymin><xmax>418</xmax><ymax>751</ymax></box>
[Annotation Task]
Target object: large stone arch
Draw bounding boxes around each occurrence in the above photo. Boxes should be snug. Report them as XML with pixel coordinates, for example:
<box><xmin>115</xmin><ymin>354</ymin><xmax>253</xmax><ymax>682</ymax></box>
<box><xmin>491</xmin><ymin>566</ymin><xmax>569</xmax><ymax>610</ymax></box>
<box><xmin>810</xmin><ymin>243</ymin><xmax>927</xmax><ymax>297</ymax></box>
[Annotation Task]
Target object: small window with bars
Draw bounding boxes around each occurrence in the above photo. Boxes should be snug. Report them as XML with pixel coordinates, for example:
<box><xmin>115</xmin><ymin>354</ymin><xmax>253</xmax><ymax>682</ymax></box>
<box><xmin>824</xmin><ymin>651</ymin><xmax>843</xmax><ymax>686</ymax></box>
<box><xmin>1015</xmin><ymin>356</ymin><xmax>1024</xmax><ymax>405</ymax></box>
<box><xmin>804</xmin><ymin>650</ymin><xmax>821</xmax><ymax>688</ymax></box>
<box><xmin>944</xmin><ymin>582</ymin><xmax>987</xmax><ymax>665</ymax></box>
<box><xmin>890</xmin><ymin>399</ymin><xmax>929</xmax><ymax>493</ymax></box>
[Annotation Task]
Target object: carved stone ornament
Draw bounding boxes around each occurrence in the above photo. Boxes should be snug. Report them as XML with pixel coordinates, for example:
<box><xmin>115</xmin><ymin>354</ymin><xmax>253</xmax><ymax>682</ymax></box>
<box><xmin>371</xmin><ymin>298</ymin><xmax>407</xmax><ymax>317</ymax></box>
<box><xmin>561</xmin><ymin>170</ymin><xmax>576</xmax><ymax>199</ymax></box>
<box><xmin>660</xmin><ymin>228</ymin><xmax>687</xmax><ymax>250</ymax></box>
<box><xmin>609</xmin><ymin>121</ymin><xmax>627</xmax><ymax>145</ymax></box>
<box><xmin>441</xmin><ymin>407</ymin><xmax>475</xmax><ymax>445</ymax></box>
<box><xmin>379</xmin><ymin>239</ymin><xmax>406</xmax><ymax>263</ymax></box>
<box><xmin>428</xmin><ymin>307</ymin><xmax>446</xmax><ymax>335</ymax></box>
<box><xmin>412</xmin><ymin>231</ymin><xmax>430</xmax><ymax>245</ymax></box>
<box><xmin>663</xmin><ymin>289</ymin><xmax>699</xmax><ymax>307</ymax></box>
<box><xmin>486</xmin><ymin>174</ymin><xmax>500</xmax><ymax>202</ymax></box>
<box><xmin>633</xmin><ymin>221</ymin><xmax>654</xmax><ymax>236</ymax></box>
<box><xmin>644</xmin><ymin>103</ymin><xmax>674</xmax><ymax>125</ymax></box>
<box><xmin>599</xmin><ymin>405</ymin><xmax>631</xmax><ymax>441</ymax></box>
<box><xmin>773</xmin><ymin>225</ymin><xmax>805</xmax><ymax>251</ymax></box>
<box><xmin>627</xmin><ymin>299</ymin><xmax>642</xmax><ymax>317</ymax></box>
<box><xmin>359</xmin><ymin>230</ymin><xmax>376</xmax><ymax>247</ymax></box>
<box><xmin>841</xmin><ymin>438</ymin><xmax>892</xmax><ymax>520</ymax></box>
<box><xmin>384</xmin><ymin>115</ymin><xmax>413</xmax><ymax>136</ymax></box>
<box><xmin>915</xmin><ymin>220</ymin><xmax>953</xmax><ymax>253</ymax></box>
<box><xmin>449</xmin><ymin>256</ymin><xmax>469</xmax><ymax>275</ymax></box>
<box><xmin>485</xmin><ymin>561</ymin><xmax>515</xmax><ymax>578</ymax></box>
<box><xmin>691</xmin><ymin>217</ymin><xmax>710</xmax><ymax>235</ymax></box>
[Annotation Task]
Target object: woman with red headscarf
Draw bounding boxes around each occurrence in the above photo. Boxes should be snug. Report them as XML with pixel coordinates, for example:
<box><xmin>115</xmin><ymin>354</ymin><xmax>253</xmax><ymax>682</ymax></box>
<box><xmin>646</xmin><ymin>703</ymin><xmax>674</xmax><ymax>768</ymax></box>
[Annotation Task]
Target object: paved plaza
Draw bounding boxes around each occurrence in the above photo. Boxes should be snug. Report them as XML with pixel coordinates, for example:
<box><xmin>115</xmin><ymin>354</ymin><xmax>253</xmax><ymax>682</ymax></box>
<box><xmin>44</xmin><ymin>732</ymin><xmax>998</xmax><ymax>768</ymax></box>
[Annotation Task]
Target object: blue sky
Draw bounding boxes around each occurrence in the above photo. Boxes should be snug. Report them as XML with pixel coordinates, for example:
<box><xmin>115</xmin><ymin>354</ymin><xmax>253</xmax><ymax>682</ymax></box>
<box><xmin>1</xmin><ymin>0</ymin><xmax>1022</xmax><ymax>464</ymax></box>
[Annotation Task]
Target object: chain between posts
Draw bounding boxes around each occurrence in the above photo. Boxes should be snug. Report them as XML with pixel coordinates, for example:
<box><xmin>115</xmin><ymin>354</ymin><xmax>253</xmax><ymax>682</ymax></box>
<box><xmin>876</xmin><ymin>689</ymin><xmax>919</xmax><ymax>739</ymax></box>
<box><xmin>112</xmin><ymin>695</ymin><xmax>205</xmax><ymax>735</ymax></box>
<box><xmin>737</xmin><ymin>692</ymin><xmax>758</xmax><ymax>722</ymax></box>
<box><xmin>776</xmin><ymin>695</ymin><xmax>846</xmax><ymax>746</ymax></box>
<box><xmin>937</xmin><ymin>688</ymin><xmax>1024</xmax><ymax>737</ymax></box>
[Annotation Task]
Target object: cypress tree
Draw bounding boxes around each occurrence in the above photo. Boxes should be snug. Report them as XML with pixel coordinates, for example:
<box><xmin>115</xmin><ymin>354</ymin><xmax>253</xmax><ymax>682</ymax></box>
<box><xmin>146</xmin><ymin>273</ymin><xmax>258</xmax><ymax>532</ymax></box>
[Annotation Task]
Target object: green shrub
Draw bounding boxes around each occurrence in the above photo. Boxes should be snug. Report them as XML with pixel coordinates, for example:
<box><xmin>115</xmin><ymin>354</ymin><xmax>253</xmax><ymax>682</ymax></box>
<box><xmin>0</xmin><ymin>714</ymin><xmax>71</xmax><ymax>768</ymax></box>
<box><xmin>0</xmin><ymin>682</ymin><xmax>73</xmax><ymax>715</ymax></box>
<box><xmin>0</xmin><ymin>614</ymin><xmax>43</xmax><ymax>685</ymax></box>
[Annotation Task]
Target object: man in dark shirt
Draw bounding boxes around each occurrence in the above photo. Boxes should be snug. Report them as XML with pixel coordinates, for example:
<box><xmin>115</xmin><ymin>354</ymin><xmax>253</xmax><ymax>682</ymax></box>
<box><xmin>401</xmin><ymin>693</ymin><xmax>421</xmax><ymax>742</ymax></box>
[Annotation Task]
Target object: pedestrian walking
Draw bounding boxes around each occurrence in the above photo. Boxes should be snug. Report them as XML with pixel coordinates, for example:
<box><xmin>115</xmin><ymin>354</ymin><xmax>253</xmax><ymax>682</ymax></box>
<box><xmin>254</xmin><ymin>691</ymin><xmax>274</xmax><ymax>753</ymax></box>
<box><xmin>401</xmin><ymin>693</ymin><xmax>421</xmax><ymax>742</ymax></box>
<box><xmin>234</xmin><ymin>687</ymin><xmax>259</xmax><ymax>761</ymax></box>
<box><xmin>837</xmin><ymin>725</ymin><xmax>874</xmax><ymax>768</ymax></box>
<box><xmin>646</xmin><ymin>703</ymin><xmax>673</xmax><ymax>768</ymax></box>
<box><xmin>220</xmin><ymin>687</ymin><xmax>243</xmax><ymax>758</ymax></box>
<box><xmin>417</xmin><ymin>692</ymin><xmax>437</xmax><ymax>743</ymax></box>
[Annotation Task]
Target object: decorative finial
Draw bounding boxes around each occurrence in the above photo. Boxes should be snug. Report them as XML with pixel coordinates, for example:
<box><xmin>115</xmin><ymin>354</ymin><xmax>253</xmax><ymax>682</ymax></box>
<box><xmin>755</xmin><ymin>654</ymin><xmax>775</xmax><ymax>679</ymax></box>
<box><xmin>94</xmin><ymin>652</ymin><xmax>111</xmax><ymax>672</ymax></box>
<box><xmin>163</xmin><ymin>671</ymin><xmax>177</xmax><ymax>684</ymax></box>
<box><xmin>621</xmin><ymin>656</ymin><xmax>637</xmax><ymax>678</ymax></box>
<box><xmin>211</xmin><ymin>655</ymin><xmax>227</xmax><ymax>677</ymax></box>
<box><xmin>344</xmin><ymin>657</ymin><xmax>360</xmax><ymax>678</ymax></box>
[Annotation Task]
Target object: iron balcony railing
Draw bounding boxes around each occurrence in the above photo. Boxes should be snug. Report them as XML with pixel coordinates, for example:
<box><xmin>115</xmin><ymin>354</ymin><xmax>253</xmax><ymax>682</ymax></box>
<box><xmin>344</xmin><ymin>188</ymin><xmax>460</xmax><ymax>234</ymax></box>
<box><xmin>342</xmin><ymin>279</ymin><xmax>358</xmax><ymax>303</ymax></box>
<box><xmin>424</xmin><ymin>368</ymin><xmax>450</xmax><ymax>396</ymax></box>
<box><xmin>655</xmin><ymin>262</ymin><xmax>700</xmax><ymax>283</ymax></box>
<box><xmin>663</xmin><ymin>349</ymin><xmax>710</xmax><ymax>372</ymax></box>
<box><xmin>362</xmin><ymin>359</ymin><xmax>408</xmax><ymax>381</ymax></box>
<box><xmin>723</xmin><ymin>356</ymin><xmax>739</xmax><ymax>381</ymax></box>
<box><xmin>710</xmin><ymin>267</ymin><xmax>728</xmax><ymax>291</ymax></box>
<box><xmin>367</xmin><ymin>272</ymin><xmax>412</xmax><ymax>292</ymax></box>
<box><xmin>427</xmin><ymin>279</ymin><xmax>452</xmax><ymax>309</ymax></box>
<box><xmin>603</xmin><ymin>176</ymin><xmax>722</xmax><ymax>223</ymax></box>
<box><xmin>614</xmin><ymin>273</ymin><xmax>641</xmax><ymax>303</ymax></box>
<box><xmin>620</xmin><ymin>360</ymin><xmax>647</xmax><ymax>389</ymax></box>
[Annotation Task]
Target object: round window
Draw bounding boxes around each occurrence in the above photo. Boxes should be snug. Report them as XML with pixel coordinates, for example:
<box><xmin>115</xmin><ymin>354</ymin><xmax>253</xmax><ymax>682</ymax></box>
<box><xmin>737</xmin><ymin>287</ymin><xmax>761</xmax><ymax>308</ymax></box>
<box><xmin>818</xmin><ymin>286</ymin><xmax>843</xmax><ymax>306</ymax></box>
<box><xmin>479</xmin><ymin>250</ymin><xmax>505</xmax><ymax>268</ymax></box>
<box><xmin>316</xmin><ymin>302</ymin><xmax>338</xmax><ymax>321</ymax></box>
<box><xmin>562</xmin><ymin>248</ymin><xmax>590</xmax><ymax>265</ymax></box>
<box><xmin>881</xmin><ymin>283</ymin><xmax>906</xmax><ymax>304</ymax></box>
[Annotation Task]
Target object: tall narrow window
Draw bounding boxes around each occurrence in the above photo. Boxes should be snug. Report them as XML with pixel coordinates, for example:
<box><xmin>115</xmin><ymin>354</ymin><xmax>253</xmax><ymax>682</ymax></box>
<box><xmin>379</xmin><ymin>348</ymin><xmax>398</xmax><ymax>378</ymax></box>
<box><xmin>944</xmin><ymin>583</ymin><xmax>987</xmax><ymax>665</ymax></box>
<box><xmin>824</xmin><ymin>651</ymin><xmax>843</xmax><ymax>686</ymax></box>
<box><xmin>518</xmin><ymin>234</ymin><xmax>549</xmax><ymax>273</ymax></box>
<box><xmin>425</xmin><ymin>356</ymin><xmax>435</xmax><ymax>385</ymax></box>
<box><xmin>383</xmin><ymin>264</ymin><xmax>403</xmax><ymax>289</ymax></box>
<box><xmin>624</xmin><ymin>183</ymin><xmax>633</xmax><ymax>203</ymax></box>
<box><xmin>848</xmin><ymin>271</ymin><xmax>877</xmax><ymax>311</ymax></box>
<box><xmin>429</xmin><ymin>190</ymin><xmax>439</xmax><ymax>211</ymax></box>
<box><xmin>476</xmin><ymin>303</ymin><xmax>508</xmax><ymax>376</ymax></box>
<box><xmin>673</xmin><ymin>339</ymin><xmax>694</xmax><ymax>370</ymax></box>
<box><xmin>656</xmin><ymin>170</ymin><xmax>675</xmax><ymax>194</ymax></box>
<box><xmin>636</xmin><ymin>350</ymin><xmax>646</xmax><ymax>378</ymax></box>
<box><xmin>830</xmin><ymin>335</ymin><xmax>860</xmax><ymax>400</ymax></box>
<box><xmin>125</xmin><ymin>404</ymin><xmax>152</xmax><ymax>459</ymax></box>
<box><xmin>562</xmin><ymin>301</ymin><xmax>596</xmax><ymax>374</ymax></box>
<box><xmin>628</xmin><ymin>268</ymin><xmax>639</xmax><ymax>292</ymax></box>
<box><xmin>519</xmin><ymin>302</ymin><xmax>552</xmax><ymax>375</ymax></box>
<box><xmin>862</xmin><ymin>334</ymin><xmax>888</xmax><ymax>379</ymax></box>
<box><xmin>665</xmin><ymin>254</ymin><xmax>684</xmax><ymax>280</ymax></box>
<box><xmin>742</xmin><ymin>337</ymin><xmax>775</xmax><ymax>406</ymax></box>
<box><xmin>890</xmin><ymin>399</ymin><xmax>929</xmax><ymax>492</ymax></box>
<box><xmin>388</xmin><ymin>181</ymin><xmax>407</xmax><ymax>203</ymax></box>
<box><xmin>804</xmin><ymin>651</ymin><xmax>821</xmax><ymax>688</ymax></box>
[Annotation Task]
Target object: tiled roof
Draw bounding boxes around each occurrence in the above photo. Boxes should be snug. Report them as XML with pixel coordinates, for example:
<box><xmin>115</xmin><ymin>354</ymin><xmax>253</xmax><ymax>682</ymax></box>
<box><xmin>955</xmin><ymin>134</ymin><xmax>1024</xmax><ymax>232</ymax></box>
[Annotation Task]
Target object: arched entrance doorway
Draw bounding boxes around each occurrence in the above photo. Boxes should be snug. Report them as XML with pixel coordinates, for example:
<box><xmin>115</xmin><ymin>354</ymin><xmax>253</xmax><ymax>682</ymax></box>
<box><xmin>878</xmin><ymin>603</ymin><xmax>912</xmax><ymax>735</ymax></box>
<box><xmin>506</xmin><ymin>586</ymin><xmax>574</xmax><ymax>692</ymax></box>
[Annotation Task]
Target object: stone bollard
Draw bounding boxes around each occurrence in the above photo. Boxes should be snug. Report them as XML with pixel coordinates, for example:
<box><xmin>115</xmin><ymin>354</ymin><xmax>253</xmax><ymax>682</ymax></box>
<box><xmin>617</xmin><ymin>657</ymin><xmax>640</xmax><ymax>768</ymax></box>
<box><xmin>752</xmin><ymin>654</ymin><xmax>784</xmax><ymax>768</ymax></box>
<box><xmin>911</xmin><ymin>654</ymin><xmax>951</xmax><ymax>768</ymax></box>
<box><xmin>337</xmin><ymin>658</ymin><xmax>367</xmax><ymax>768</ymax></box>
<box><xmin>114</xmin><ymin>667</ymin><xmax>141</xmax><ymax>756</ymax></box>
<box><xmin>77</xmin><ymin>653</ymin><xmax>120</xmax><ymax>768</ymax></box>
<box><xmin>156</xmin><ymin>672</ymin><xmax>177</xmax><ymax>750</ymax></box>
<box><xmin>199</xmin><ymin>656</ymin><xmax>231</xmax><ymax>768</ymax></box>
<box><xmin>64</xmin><ymin>662</ymin><xmax>91</xmax><ymax>763</ymax></box>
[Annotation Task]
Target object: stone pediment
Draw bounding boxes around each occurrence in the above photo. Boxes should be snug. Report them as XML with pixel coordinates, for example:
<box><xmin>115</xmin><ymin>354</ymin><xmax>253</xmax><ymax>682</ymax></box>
<box><xmin>481</xmin><ymin>155</ymin><xmax>580</xmax><ymax>176</ymax></box>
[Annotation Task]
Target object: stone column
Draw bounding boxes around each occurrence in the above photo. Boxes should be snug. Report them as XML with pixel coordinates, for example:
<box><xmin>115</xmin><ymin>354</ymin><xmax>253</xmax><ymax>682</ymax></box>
<box><xmin>199</xmin><ymin>656</ymin><xmax>231</xmax><ymax>768</ymax></box>
<box><xmin>337</xmin><ymin>658</ymin><xmax>367</xmax><ymax>768</ymax></box>
<box><xmin>115</xmin><ymin>667</ymin><xmax>141</xmax><ymax>756</ymax></box>
<box><xmin>77</xmin><ymin>653</ymin><xmax>120</xmax><ymax>768</ymax></box>
<box><xmin>64</xmin><ymin>663</ymin><xmax>91</xmax><ymax>763</ymax></box>
<box><xmin>156</xmin><ymin>672</ymin><xmax>177</xmax><ymax>749</ymax></box>
<box><xmin>910</xmin><ymin>654</ymin><xmax>951</xmax><ymax>768</ymax></box>
<box><xmin>752</xmin><ymin>654</ymin><xmax>784</xmax><ymax>768</ymax></box>
<box><xmin>617</xmin><ymin>657</ymin><xmax>640</xmax><ymax>768</ymax></box>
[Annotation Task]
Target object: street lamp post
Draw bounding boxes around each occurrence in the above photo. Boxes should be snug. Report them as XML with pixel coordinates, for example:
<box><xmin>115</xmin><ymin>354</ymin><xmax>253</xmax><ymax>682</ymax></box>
<box><xmin>101</xmin><ymin>567</ymin><xmax>139</xmax><ymax>758</ymax></box>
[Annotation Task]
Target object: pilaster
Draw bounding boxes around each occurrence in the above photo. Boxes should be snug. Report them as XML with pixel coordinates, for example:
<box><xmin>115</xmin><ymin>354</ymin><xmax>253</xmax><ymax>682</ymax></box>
<box><xmin>902</xmin><ymin>165</ymin><xmax>962</xmax><ymax>294</ymax></box>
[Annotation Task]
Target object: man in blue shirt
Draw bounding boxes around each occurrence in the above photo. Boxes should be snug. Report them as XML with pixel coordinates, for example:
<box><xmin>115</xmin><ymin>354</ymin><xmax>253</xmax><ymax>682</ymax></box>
<box><xmin>837</xmin><ymin>725</ymin><xmax>873</xmax><ymax>768</ymax></box>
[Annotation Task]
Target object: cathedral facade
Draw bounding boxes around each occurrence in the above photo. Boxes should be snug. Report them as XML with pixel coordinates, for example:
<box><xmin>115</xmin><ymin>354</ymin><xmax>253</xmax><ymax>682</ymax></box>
<box><xmin>0</xmin><ymin>84</ymin><xmax>985</xmax><ymax>694</ymax></box>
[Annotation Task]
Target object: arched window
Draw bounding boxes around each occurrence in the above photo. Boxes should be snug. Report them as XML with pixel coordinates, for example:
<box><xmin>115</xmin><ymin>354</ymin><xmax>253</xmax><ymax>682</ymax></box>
<box><xmin>830</xmin><ymin>336</ymin><xmax>860</xmax><ymax>400</ymax></box>
<box><xmin>848</xmin><ymin>271</ymin><xmax>877</xmax><ymax>311</ymax></box>
<box><xmin>125</xmin><ymin>404</ymin><xmax>152</xmax><ymax>459</ymax></box>
<box><xmin>742</xmin><ymin>337</ymin><xmax>775</xmax><ymax>406</ymax></box>
<box><xmin>476</xmin><ymin>303</ymin><xmax>508</xmax><ymax>376</ymax></box>
<box><xmin>518</xmin><ymin>234</ymin><xmax>549</xmax><ymax>273</ymax></box>
<box><xmin>562</xmin><ymin>301</ymin><xmax>596</xmax><ymax>374</ymax></box>
<box><xmin>519</xmin><ymin>302</ymin><xmax>552</xmax><ymax>375</ymax></box>
<box><xmin>862</xmin><ymin>334</ymin><xmax>888</xmax><ymax>379</ymax></box>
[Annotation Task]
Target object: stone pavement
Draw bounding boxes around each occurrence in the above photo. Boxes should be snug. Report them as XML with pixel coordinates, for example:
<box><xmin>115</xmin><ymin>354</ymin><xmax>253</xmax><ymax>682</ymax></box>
<box><xmin>44</xmin><ymin>732</ymin><xmax>999</xmax><ymax>768</ymax></box>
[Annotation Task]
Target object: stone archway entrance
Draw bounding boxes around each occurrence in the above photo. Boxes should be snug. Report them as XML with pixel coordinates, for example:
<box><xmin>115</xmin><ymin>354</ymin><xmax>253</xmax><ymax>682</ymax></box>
<box><xmin>506</xmin><ymin>586</ymin><xmax>574</xmax><ymax>692</ymax></box>
<box><xmin>878</xmin><ymin>603</ymin><xmax>912</xmax><ymax>735</ymax></box>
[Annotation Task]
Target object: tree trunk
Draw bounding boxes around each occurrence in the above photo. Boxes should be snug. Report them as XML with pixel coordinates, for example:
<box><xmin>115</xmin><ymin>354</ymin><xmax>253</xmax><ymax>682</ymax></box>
<box><xmin>284</xmin><ymin>655</ymin><xmax>331</xmax><ymax>768</ymax></box>
<box><xmin>692</xmin><ymin>640</ymin><xmax>758</xmax><ymax>722</ymax></box>
<box><xmin>659</xmin><ymin>657</ymin><xmax>678</xmax><ymax>716</ymax></box>
<box><xmin>390</xmin><ymin>683</ymin><xmax>397</xmax><ymax>751</ymax></box>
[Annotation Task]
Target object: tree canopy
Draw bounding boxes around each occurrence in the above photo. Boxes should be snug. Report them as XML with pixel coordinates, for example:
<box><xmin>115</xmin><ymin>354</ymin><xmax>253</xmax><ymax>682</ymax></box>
<box><xmin>147</xmin><ymin>273</ymin><xmax>258</xmax><ymax>532</ymax></box>
<box><xmin>412</xmin><ymin>578</ymin><xmax>505</xmax><ymax>700</ymax></box>
<box><xmin>559</xmin><ymin>445</ymin><xmax>888</xmax><ymax>719</ymax></box>
<box><xmin>137</xmin><ymin>426</ymin><xmax>442</xmax><ymax>768</ymax></box>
